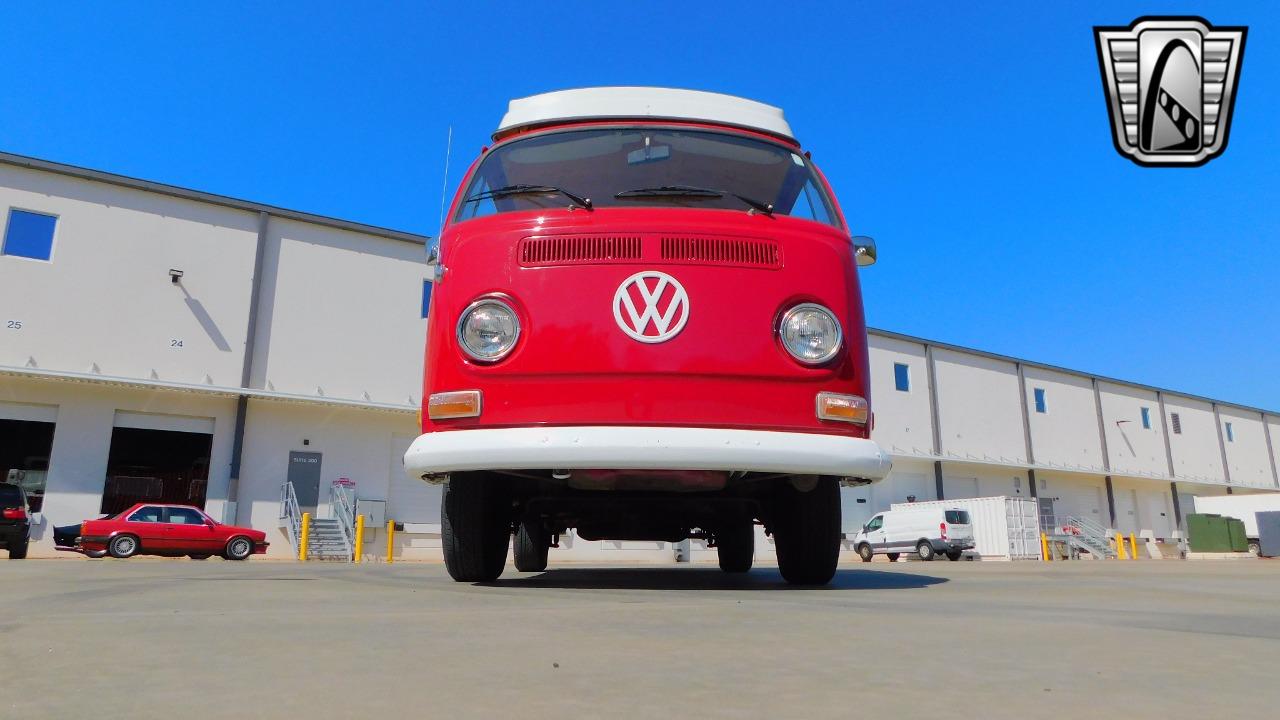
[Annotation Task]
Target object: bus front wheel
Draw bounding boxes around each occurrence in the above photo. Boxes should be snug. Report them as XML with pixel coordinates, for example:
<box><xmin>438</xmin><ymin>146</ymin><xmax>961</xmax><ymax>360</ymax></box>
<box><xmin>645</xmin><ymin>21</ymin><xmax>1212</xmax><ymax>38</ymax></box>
<box><xmin>771</xmin><ymin>477</ymin><xmax>840</xmax><ymax>586</ymax></box>
<box><xmin>442</xmin><ymin>473</ymin><xmax>510</xmax><ymax>582</ymax></box>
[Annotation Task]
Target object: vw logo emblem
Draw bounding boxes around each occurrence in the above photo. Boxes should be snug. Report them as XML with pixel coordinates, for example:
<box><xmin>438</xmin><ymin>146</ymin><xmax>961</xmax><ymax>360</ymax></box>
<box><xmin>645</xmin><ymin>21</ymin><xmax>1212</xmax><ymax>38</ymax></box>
<box><xmin>612</xmin><ymin>271</ymin><xmax>690</xmax><ymax>343</ymax></box>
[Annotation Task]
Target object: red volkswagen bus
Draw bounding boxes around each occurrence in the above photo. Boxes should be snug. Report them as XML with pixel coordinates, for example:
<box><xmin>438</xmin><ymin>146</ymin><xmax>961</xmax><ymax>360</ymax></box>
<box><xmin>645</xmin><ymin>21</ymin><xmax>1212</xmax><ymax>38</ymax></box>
<box><xmin>406</xmin><ymin>87</ymin><xmax>891</xmax><ymax>584</ymax></box>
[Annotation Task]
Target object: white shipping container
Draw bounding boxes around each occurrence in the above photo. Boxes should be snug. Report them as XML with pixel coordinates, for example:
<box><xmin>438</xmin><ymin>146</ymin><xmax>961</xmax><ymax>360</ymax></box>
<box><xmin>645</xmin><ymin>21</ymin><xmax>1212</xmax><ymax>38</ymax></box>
<box><xmin>890</xmin><ymin>496</ymin><xmax>1041</xmax><ymax>560</ymax></box>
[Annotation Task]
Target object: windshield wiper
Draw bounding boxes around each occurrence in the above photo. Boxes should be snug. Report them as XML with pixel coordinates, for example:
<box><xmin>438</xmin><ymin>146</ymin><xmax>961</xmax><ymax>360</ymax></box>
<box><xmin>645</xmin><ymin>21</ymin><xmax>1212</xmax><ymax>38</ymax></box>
<box><xmin>615</xmin><ymin>185</ymin><xmax>723</xmax><ymax>198</ymax></box>
<box><xmin>614</xmin><ymin>185</ymin><xmax>773</xmax><ymax>216</ymax></box>
<box><xmin>465</xmin><ymin>184</ymin><xmax>592</xmax><ymax>210</ymax></box>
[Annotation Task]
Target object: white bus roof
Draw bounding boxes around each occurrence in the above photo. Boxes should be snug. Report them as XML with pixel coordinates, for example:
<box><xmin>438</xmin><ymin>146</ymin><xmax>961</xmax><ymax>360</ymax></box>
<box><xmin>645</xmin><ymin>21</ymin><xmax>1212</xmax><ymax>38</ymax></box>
<box><xmin>495</xmin><ymin>87</ymin><xmax>796</xmax><ymax>142</ymax></box>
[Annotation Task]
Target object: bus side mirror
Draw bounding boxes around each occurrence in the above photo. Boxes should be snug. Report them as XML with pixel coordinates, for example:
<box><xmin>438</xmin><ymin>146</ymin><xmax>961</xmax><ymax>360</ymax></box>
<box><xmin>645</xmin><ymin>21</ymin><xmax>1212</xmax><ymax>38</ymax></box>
<box><xmin>852</xmin><ymin>236</ymin><xmax>877</xmax><ymax>267</ymax></box>
<box><xmin>425</xmin><ymin>241</ymin><xmax>443</xmax><ymax>282</ymax></box>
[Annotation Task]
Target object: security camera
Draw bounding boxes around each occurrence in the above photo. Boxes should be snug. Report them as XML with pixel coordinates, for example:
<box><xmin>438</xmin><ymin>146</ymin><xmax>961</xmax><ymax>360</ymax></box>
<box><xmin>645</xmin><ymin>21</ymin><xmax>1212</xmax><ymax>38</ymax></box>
<box><xmin>169</xmin><ymin>269</ymin><xmax>184</xmax><ymax>284</ymax></box>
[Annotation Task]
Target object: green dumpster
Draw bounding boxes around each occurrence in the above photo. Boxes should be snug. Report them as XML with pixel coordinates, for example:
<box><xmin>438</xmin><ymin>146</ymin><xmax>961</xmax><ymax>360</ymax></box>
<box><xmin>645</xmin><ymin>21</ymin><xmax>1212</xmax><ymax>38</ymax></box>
<box><xmin>1188</xmin><ymin>513</ymin><xmax>1235</xmax><ymax>553</ymax></box>
<box><xmin>1226</xmin><ymin>517</ymin><xmax>1249</xmax><ymax>552</ymax></box>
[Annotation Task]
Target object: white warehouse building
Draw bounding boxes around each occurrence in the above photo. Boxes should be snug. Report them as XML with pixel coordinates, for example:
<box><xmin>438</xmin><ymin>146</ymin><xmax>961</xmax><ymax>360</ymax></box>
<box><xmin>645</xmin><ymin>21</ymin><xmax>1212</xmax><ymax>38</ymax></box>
<box><xmin>2</xmin><ymin>150</ymin><xmax>1278</xmax><ymax>561</ymax></box>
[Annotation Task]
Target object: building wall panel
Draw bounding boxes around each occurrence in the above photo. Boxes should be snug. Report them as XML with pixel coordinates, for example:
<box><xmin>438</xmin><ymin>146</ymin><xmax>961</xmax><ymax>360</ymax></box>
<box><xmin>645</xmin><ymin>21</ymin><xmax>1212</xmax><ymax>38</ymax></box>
<box><xmin>1163</xmin><ymin>396</ymin><xmax>1226</xmax><ymax>483</ymax></box>
<box><xmin>250</xmin><ymin>218</ymin><xmax>425</xmax><ymax>406</ymax></box>
<box><xmin>0</xmin><ymin>166</ymin><xmax>258</xmax><ymax>386</ymax></box>
<box><xmin>1218</xmin><ymin>408</ymin><xmax>1274</xmax><ymax>489</ymax></box>
<box><xmin>867</xmin><ymin>335</ymin><xmax>933</xmax><ymax>455</ymax></box>
<box><xmin>1098</xmin><ymin>382</ymin><xmax>1169</xmax><ymax>479</ymax></box>
<box><xmin>933</xmin><ymin>349</ymin><xmax>1026</xmax><ymax>463</ymax></box>
<box><xmin>1023</xmin><ymin>367</ymin><xmax>1105</xmax><ymax>472</ymax></box>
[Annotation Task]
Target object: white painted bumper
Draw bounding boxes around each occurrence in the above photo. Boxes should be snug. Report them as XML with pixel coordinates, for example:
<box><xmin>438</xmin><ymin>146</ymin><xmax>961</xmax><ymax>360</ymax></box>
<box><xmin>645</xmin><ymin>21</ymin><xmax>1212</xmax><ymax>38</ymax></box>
<box><xmin>403</xmin><ymin>426</ymin><xmax>892</xmax><ymax>480</ymax></box>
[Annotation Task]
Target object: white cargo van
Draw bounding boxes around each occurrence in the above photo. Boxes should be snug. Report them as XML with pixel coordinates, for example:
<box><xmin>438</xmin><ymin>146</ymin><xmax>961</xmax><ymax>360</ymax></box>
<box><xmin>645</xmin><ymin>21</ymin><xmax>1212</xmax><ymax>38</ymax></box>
<box><xmin>852</xmin><ymin>507</ymin><xmax>975</xmax><ymax>561</ymax></box>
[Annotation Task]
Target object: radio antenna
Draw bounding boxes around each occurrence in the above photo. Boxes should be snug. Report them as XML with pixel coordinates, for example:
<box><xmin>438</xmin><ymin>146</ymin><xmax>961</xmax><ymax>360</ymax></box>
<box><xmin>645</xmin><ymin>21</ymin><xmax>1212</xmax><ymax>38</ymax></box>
<box><xmin>436</xmin><ymin>125</ymin><xmax>454</xmax><ymax>233</ymax></box>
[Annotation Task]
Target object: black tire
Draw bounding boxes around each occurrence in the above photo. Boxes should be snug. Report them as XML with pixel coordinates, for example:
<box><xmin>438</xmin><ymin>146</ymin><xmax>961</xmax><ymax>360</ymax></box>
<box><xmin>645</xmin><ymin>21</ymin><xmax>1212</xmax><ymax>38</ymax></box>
<box><xmin>916</xmin><ymin>541</ymin><xmax>936</xmax><ymax>561</ymax></box>
<box><xmin>887</xmin><ymin>552</ymin><xmax>901</xmax><ymax>562</ymax></box>
<box><xmin>856</xmin><ymin>543</ymin><xmax>874</xmax><ymax>563</ymax></box>
<box><xmin>9</xmin><ymin>540</ymin><xmax>29</xmax><ymax>559</ymax></box>
<box><xmin>189</xmin><ymin>553</ymin><xmax>211</xmax><ymax>561</ymax></box>
<box><xmin>772</xmin><ymin>477</ymin><xmax>841</xmax><ymax>585</ymax></box>
<box><xmin>442</xmin><ymin>473</ymin><xmax>510</xmax><ymax>582</ymax></box>
<box><xmin>108</xmin><ymin>534</ymin><xmax>139</xmax><ymax>559</ymax></box>
<box><xmin>946</xmin><ymin>550</ymin><xmax>963</xmax><ymax>561</ymax></box>
<box><xmin>513</xmin><ymin>517</ymin><xmax>550</xmax><ymax>572</ymax></box>
<box><xmin>716</xmin><ymin>523</ymin><xmax>755</xmax><ymax>573</ymax></box>
<box><xmin>85</xmin><ymin>550</ymin><xmax>107</xmax><ymax>559</ymax></box>
<box><xmin>224</xmin><ymin>536</ymin><xmax>254</xmax><ymax>561</ymax></box>
<box><xmin>1248</xmin><ymin>541</ymin><xmax>1261</xmax><ymax>557</ymax></box>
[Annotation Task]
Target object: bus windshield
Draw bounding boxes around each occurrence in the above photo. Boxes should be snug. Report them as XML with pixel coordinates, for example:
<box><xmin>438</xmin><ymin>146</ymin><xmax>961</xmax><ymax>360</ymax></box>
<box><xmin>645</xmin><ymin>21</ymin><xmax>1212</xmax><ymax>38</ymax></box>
<box><xmin>455</xmin><ymin>127</ymin><xmax>840</xmax><ymax>227</ymax></box>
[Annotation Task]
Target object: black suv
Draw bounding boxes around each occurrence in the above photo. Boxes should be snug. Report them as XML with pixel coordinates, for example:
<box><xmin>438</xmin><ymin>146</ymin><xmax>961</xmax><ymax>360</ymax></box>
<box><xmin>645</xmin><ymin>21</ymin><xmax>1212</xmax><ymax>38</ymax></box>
<box><xmin>1</xmin><ymin>483</ymin><xmax>31</xmax><ymax>559</ymax></box>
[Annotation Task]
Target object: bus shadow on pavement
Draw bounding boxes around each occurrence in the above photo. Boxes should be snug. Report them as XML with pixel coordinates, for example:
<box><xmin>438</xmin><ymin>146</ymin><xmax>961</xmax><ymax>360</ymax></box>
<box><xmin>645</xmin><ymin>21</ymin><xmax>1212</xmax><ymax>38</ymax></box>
<box><xmin>494</xmin><ymin>568</ymin><xmax>949</xmax><ymax>591</ymax></box>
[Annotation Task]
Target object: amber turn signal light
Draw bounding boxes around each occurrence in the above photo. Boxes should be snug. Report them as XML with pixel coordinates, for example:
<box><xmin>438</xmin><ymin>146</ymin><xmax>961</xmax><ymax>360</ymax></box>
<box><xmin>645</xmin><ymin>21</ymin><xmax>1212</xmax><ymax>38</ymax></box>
<box><xmin>816</xmin><ymin>392</ymin><xmax>868</xmax><ymax>424</ymax></box>
<box><xmin>428</xmin><ymin>390</ymin><xmax>482</xmax><ymax>420</ymax></box>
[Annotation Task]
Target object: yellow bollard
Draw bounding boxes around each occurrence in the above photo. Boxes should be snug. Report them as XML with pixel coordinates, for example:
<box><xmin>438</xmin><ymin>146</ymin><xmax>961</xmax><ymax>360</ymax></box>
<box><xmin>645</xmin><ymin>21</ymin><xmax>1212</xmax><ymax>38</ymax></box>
<box><xmin>298</xmin><ymin>512</ymin><xmax>311</xmax><ymax>561</ymax></box>
<box><xmin>353</xmin><ymin>513</ymin><xmax>365</xmax><ymax>564</ymax></box>
<box><xmin>1041</xmin><ymin>533</ymin><xmax>1051</xmax><ymax>562</ymax></box>
<box><xmin>386</xmin><ymin>520</ymin><xmax>395</xmax><ymax>564</ymax></box>
<box><xmin>1129</xmin><ymin>533</ymin><xmax>1140</xmax><ymax>560</ymax></box>
<box><xmin>1114</xmin><ymin>532</ymin><xmax>1128</xmax><ymax>560</ymax></box>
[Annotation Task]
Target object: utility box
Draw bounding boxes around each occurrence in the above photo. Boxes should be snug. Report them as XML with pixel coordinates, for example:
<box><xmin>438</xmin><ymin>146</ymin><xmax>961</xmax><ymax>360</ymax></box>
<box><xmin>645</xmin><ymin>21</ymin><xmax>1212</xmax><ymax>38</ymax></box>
<box><xmin>1256</xmin><ymin>512</ymin><xmax>1280</xmax><ymax>558</ymax></box>
<box><xmin>355</xmin><ymin>498</ymin><xmax>386</xmax><ymax>540</ymax></box>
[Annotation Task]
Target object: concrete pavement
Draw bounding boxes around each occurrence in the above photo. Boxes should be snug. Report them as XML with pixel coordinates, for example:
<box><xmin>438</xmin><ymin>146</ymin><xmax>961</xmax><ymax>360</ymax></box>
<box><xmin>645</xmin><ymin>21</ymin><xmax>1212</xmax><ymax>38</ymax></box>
<box><xmin>2</xmin><ymin>558</ymin><xmax>1278</xmax><ymax>719</ymax></box>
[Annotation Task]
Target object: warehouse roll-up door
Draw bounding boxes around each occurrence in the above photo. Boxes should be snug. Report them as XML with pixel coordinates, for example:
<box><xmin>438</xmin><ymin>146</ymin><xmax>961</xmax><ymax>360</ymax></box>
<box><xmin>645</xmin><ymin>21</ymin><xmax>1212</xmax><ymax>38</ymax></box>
<box><xmin>0</xmin><ymin>402</ymin><xmax>58</xmax><ymax>513</ymax></box>
<box><xmin>945</xmin><ymin>477</ymin><xmax>979</xmax><ymax>499</ymax></box>
<box><xmin>388</xmin><ymin>434</ymin><xmax>441</xmax><ymax>530</ymax></box>
<box><xmin>113</xmin><ymin>411</ymin><xmax>214</xmax><ymax>434</ymax></box>
<box><xmin>101</xmin><ymin>411</ymin><xmax>213</xmax><ymax>514</ymax></box>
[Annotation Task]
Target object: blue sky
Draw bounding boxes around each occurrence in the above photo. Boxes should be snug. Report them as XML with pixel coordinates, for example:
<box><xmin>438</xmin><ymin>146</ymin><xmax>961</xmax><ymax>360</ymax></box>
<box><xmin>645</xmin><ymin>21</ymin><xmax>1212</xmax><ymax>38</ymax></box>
<box><xmin>2</xmin><ymin>2</ymin><xmax>1276</xmax><ymax>409</ymax></box>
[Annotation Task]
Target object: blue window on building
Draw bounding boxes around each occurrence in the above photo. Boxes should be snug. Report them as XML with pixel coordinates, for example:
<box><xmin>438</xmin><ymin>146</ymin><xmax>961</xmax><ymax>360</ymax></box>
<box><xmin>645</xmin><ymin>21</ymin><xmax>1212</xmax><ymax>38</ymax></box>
<box><xmin>1226</xmin><ymin>422</ymin><xmax>1234</xmax><ymax>442</ymax></box>
<box><xmin>893</xmin><ymin>362</ymin><xmax>910</xmax><ymax>392</ymax></box>
<box><xmin>421</xmin><ymin>280</ymin><xmax>432</xmax><ymax>318</ymax></box>
<box><xmin>1033</xmin><ymin>387</ymin><xmax>1046</xmax><ymax>413</ymax></box>
<box><xmin>1140</xmin><ymin>407</ymin><xmax>1151</xmax><ymax>429</ymax></box>
<box><xmin>2</xmin><ymin>209</ymin><xmax>58</xmax><ymax>261</ymax></box>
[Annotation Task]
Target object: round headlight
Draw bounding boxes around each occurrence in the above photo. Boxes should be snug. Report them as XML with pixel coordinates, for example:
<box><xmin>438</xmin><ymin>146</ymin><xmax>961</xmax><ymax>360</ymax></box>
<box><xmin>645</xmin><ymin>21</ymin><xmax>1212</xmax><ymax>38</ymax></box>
<box><xmin>457</xmin><ymin>298</ymin><xmax>521</xmax><ymax>362</ymax></box>
<box><xmin>779</xmin><ymin>303</ymin><xmax>842</xmax><ymax>365</ymax></box>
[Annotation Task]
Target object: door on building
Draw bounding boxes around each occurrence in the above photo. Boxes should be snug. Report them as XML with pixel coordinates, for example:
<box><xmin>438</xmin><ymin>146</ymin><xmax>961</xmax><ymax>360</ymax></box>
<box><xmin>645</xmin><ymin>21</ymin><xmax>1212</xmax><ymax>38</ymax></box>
<box><xmin>101</xmin><ymin>416</ymin><xmax>213</xmax><ymax>515</ymax></box>
<box><xmin>0</xmin><ymin>415</ymin><xmax>56</xmax><ymax>514</ymax></box>
<box><xmin>288</xmin><ymin>452</ymin><xmax>323</xmax><ymax>517</ymax></box>
<box><xmin>1038</xmin><ymin>497</ymin><xmax>1057</xmax><ymax>532</ymax></box>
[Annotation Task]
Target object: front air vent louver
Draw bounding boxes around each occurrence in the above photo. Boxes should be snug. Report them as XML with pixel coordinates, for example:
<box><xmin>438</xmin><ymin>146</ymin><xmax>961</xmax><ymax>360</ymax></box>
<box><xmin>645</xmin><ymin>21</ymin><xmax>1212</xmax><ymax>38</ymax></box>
<box><xmin>660</xmin><ymin>235</ymin><xmax>782</xmax><ymax>269</ymax></box>
<box><xmin>519</xmin><ymin>235</ymin><xmax>643</xmax><ymax>266</ymax></box>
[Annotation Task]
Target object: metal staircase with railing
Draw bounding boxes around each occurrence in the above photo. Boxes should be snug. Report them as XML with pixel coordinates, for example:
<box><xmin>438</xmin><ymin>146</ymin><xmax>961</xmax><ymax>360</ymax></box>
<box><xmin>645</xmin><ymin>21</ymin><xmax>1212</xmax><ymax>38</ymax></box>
<box><xmin>279</xmin><ymin>480</ymin><xmax>356</xmax><ymax>562</ymax></box>
<box><xmin>1051</xmin><ymin>515</ymin><xmax>1118</xmax><ymax>559</ymax></box>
